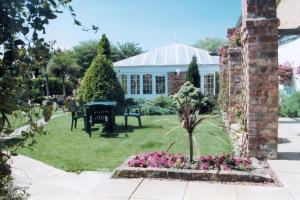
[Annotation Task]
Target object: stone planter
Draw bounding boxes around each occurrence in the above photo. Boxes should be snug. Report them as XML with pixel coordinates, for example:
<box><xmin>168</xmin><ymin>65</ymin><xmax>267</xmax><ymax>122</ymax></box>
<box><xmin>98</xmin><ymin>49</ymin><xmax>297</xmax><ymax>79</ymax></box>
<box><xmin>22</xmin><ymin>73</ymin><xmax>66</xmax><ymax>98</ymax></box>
<box><xmin>42</xmin><ymin>100</ymin><xmax>53</xmax><ymax>122</ymax></box>
<box><xmin>113</xmin><ymin>157</ymin><xmax>274</xmax><ymax>183</ymax></box>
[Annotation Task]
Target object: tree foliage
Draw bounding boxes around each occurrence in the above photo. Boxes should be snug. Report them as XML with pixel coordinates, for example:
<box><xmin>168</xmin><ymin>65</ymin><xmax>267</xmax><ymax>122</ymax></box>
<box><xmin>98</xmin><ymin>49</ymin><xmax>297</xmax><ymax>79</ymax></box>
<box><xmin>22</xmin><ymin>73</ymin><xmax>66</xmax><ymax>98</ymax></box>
<box><xmin>193</xmin><ymin>37</ymin><xmax>227</xmax><ymax>54</ymax></box>
<box><xmin>186</xmin><ymin>56</ymin><xmax>200</xmax><ymax>88</ymax></box>
<box><xmin>48</xmin><ymin>50</ymin><xmax>79</xmax><ymax>96</ymax></box>
<box><xmin>78</xmin><ymin>35</ymin><xmax>124</xmax><ymax>108</ymax></box>
<box><xmin>73</xmin><ymin>40</ymin><xmax>98</xmax><ymax>77</ymax></box>
<box><xmin>112</xmin><ymin>42</ymin><xmax>144</xmax><ymax>62</ymax></box>
<box><xmin>72</xmin><ymin>40</ymin><xmax>144</xmax><ymax>76</ymax></box>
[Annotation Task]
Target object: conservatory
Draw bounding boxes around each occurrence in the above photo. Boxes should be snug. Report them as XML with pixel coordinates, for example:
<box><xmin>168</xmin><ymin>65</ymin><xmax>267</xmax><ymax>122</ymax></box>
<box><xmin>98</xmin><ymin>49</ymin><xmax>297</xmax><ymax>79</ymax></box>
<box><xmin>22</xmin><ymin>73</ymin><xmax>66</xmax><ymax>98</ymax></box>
<box><xmin>113</xmin><ymin>43</ymin><xmax>219</xmax><ymax>99</ymax></box>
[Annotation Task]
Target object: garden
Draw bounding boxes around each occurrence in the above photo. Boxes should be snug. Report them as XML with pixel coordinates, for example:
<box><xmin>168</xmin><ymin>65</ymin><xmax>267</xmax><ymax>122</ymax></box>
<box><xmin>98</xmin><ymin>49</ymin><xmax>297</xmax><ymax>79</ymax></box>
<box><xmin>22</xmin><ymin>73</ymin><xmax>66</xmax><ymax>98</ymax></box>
<box><xmin>13</xmin><ymin>114</ymin><xmax>232</xmax><ymax>172</ymax></box>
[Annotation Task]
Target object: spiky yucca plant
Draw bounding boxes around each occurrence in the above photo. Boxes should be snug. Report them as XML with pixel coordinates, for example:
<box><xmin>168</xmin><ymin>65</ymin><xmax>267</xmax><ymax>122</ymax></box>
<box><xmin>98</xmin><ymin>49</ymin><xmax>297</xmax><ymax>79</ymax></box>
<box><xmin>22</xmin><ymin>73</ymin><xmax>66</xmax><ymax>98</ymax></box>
<box><xmin>175</xmin><ymin>97</ymin><xmax>206</xmax><ymax>162</ymax></box>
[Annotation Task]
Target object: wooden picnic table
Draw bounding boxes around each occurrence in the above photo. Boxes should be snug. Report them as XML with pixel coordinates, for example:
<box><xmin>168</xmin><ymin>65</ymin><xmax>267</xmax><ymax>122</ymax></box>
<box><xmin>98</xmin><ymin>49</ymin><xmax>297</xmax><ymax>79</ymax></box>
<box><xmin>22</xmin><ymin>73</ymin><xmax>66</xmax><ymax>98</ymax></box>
<box><xmin>84</xmin><ymin>101</ymin><xmax>117</xmax><ymax>137</ymax></box>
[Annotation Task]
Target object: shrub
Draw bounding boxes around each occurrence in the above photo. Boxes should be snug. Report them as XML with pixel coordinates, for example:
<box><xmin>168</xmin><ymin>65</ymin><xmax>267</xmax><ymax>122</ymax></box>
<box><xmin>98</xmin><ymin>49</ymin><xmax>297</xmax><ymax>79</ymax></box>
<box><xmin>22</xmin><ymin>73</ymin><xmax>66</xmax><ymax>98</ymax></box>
<box><xmin>30</xmin><ymin>77</ymin><xmax>74</xmax><ymax>98</ymax></box>
<box><xmin>151</xmin><ymin>96</ymin><xmax>174</xmax><ymax>109</ymax></box>
<box><xmin>125</xmin><ymin>97</ymin><xmax>175</xmax><ymax>115</ymax></box>
<box><xmin>173</xmin><ymin>82</ymin><xmax>201</xmax><ymax>109</ymax></box>
<box><xmin>141</xmin><ymin>103</ymin><xmax>174</xmax><ymax>115</ymax></box>
<box><xmin>279</xmin><ymin>92</ymin><xmax>300</xmax><ymax>117</ymax></box>
<box><xmin>173</xmin><ymin>82</ymin><xmax>216</xmax><ymax>113</ymax></box>
<box><xmin>17</xmin><ymin>77</ymin><xmax>74</xmax><ymax>103</ymax></box>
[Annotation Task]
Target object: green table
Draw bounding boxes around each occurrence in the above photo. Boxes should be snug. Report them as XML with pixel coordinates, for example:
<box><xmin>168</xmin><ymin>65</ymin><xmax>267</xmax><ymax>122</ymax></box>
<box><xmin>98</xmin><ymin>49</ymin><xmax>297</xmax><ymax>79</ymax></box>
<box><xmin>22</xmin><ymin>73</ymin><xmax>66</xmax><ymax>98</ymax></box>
<box><xmin>85</xmin><ymin>101</ymin><xmax>117</xmax><ymax>136</ymax></box>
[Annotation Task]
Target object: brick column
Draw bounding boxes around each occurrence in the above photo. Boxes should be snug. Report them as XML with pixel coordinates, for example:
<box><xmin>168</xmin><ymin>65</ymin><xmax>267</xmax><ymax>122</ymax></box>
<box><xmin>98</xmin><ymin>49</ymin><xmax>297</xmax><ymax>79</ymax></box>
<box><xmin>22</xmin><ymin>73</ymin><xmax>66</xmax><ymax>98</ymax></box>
<box><xmin>241</xmin><ymin>0</ymin><xmax>279</xmax><ymax>159</ymax></box>
<box><xmin>228</xmin><ymin>47</ymin><xmax>242</xmax><ymax>124</ymax></box>
<box><xmin>168</xmin><ymin>72</ymin><xmax>186</xmax><ymax>95</ymax></box>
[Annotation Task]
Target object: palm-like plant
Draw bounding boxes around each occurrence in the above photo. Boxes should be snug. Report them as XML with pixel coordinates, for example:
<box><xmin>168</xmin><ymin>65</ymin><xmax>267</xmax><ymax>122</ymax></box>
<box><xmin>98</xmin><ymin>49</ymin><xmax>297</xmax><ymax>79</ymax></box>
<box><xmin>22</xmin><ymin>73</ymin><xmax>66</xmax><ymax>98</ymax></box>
<box><xmin>175</xmin><ymin>97</ymin><xmax>207</xmax><ymax>163</ymax></box>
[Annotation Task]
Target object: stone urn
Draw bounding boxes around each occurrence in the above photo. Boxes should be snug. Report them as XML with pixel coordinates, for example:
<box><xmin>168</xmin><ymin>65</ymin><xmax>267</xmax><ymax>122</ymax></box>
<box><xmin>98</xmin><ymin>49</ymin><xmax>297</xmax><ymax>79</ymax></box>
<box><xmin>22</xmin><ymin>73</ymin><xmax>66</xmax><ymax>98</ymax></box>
<box><xmin>42</xmin><ymin>100</ymin><xmax>53</xmax><ymax>122</ymax></box>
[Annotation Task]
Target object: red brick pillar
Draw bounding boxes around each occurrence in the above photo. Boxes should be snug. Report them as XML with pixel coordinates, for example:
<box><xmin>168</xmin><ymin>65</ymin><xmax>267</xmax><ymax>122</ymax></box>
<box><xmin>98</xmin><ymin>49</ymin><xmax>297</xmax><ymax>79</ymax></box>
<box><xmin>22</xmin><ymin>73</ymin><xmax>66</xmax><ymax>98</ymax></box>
<box><xmin>241</xmin><ymin>0</ymin><xmax>279</xmax><ymax>159</ymax></box>
<box><xmin>167</xmin><ymin>72</ymin><xmax>187</xmax><ymax>95</ymax></box>
<box><xmin>228</xmin><ymin>47</ymin><xmax>242</xmax><ymax>124</ymax></box>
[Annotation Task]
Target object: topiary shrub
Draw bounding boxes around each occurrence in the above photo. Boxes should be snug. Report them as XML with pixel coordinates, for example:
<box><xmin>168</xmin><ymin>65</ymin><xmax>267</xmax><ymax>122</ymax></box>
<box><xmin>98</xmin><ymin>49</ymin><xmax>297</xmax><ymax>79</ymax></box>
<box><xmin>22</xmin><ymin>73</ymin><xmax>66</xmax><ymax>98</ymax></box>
<box><xmin>279</xmin><ymin>92</ymin><xmax>300</xmax><ymax>117</ymax></box>
<box><xmin>77</xmin><ymin>35</ymin><xmax>125</xmax><ymax>112</ymax></box>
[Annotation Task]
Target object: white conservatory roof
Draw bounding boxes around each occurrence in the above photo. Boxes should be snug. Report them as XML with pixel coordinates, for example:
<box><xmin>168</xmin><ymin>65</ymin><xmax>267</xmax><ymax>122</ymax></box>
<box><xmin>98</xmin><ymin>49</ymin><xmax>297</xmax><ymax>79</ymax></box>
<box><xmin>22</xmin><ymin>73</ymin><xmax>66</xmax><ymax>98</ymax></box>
<box><xmin>113</xmin><ymin>43</ymin><xmax>219</xmax><ymax>67</ymax></box>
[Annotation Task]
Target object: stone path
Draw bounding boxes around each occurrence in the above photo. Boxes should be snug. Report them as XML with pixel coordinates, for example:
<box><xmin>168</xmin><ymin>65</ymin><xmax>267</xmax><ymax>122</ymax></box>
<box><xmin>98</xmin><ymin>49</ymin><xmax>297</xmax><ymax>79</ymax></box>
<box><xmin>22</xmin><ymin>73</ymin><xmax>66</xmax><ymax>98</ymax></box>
<box><xmin>267</xmin><ymin>117</ymin><xmax>300</xmax><ymax>200</ymax></box>
<box><xmin>10</xmin><ymin>117</ymin><xmax>300</xmax><ymax>200</ymax></box>
<box><xmin>5</xmin><ymin>113</ymin><xmax>65</xmax><ymax>140</ymax></box>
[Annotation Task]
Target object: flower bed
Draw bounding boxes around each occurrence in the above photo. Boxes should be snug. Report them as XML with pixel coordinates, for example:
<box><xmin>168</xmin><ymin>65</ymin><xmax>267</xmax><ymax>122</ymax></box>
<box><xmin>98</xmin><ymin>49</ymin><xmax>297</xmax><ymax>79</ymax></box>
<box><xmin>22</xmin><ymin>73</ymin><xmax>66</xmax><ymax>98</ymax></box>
<box><xmin>113</xmin><ymin>151</ymin><xmax>274</xmax><ymax>183</ymax></box>
<box><xmin>127</xmin><ymin>151</ymin><xmax>252</xmax><ymax>171</ymax></box>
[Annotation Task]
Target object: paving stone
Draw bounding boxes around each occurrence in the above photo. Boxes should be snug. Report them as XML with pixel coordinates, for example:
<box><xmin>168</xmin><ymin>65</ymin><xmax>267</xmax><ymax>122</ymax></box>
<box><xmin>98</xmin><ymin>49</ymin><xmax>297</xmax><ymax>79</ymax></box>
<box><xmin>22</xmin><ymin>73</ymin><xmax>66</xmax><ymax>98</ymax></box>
<box><xmin>236</xmin><ymin>185</ymin><xmax>294</xmax><ymax>200</ymax></box>
<box><xmin>184</xmin><ymin>182</ymin><xmax>237</xmax><ymax>200</ymax></box>
<box><xmin>88</xmin><ymin>178</ymin><xmax>142</xmax><ymax>198</ymax></box>
<box><xmin>83</xmin><ymin>195</ymin><xmax>128</xmax><ymax>200</ymax></box>
<box><xmin>28</xmin><ymin>181</ymin><xmax>83</xmax><ymax>200</ymax></box>
<box><xmin>132</xmin><ymin>179</ymin><xmax>187</xmax><ymax>200</ymax></box>
<box><xmin>268</xmin><ymin>160</ymin><xmax>300</xmax><ymax>173</ymax></box>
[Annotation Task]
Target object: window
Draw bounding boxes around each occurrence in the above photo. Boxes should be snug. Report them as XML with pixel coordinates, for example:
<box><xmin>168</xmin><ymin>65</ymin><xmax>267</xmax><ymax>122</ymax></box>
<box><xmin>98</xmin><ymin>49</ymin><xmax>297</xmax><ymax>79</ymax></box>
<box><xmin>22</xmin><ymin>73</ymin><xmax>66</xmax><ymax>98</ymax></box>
<box><xmin>143</xmin><ymin>74</ymin><xmax>152</xmax><ymax>94</ymax></box>
<box><xmin>130</xmin><ymin>74</ymin><xmax>140</xmax><ymax>94</ymax></box>
<box><xmin>204</xmin><ymin>74</ymin><xmax>214</xmax><ymax>96</ymax></box>
<box><xmin>119</xmin><ymin>74</ymin><xmax>127</xmax><ymax>94</ymax></box>
<box><xmin>156</xmin><ymin>75</ymin><xmax>165</xmax><ymax>94</ymax></box>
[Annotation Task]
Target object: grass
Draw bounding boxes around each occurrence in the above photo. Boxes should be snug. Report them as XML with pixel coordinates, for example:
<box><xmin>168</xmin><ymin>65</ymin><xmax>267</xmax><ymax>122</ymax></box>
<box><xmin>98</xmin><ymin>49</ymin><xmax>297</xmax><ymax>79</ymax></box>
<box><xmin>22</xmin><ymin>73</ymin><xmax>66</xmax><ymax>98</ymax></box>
<box><xmin>7</xmin><ymin>107</ymin><xmax>64</xmax><ymax>130</ymax></box>
<box><xmin>14</xmin><ymin>114</ymin><xmax>233</xmax><ymax>172</ymax></box>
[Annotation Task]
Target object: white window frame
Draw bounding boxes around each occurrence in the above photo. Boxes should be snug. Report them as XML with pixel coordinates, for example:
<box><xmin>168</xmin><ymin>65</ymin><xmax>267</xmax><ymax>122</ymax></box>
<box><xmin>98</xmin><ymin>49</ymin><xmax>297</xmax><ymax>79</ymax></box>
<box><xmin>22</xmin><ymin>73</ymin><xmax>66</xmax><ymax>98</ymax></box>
<box><xmin>143</xmin><ymin>74</ymin><xmax>153</xmax><ymax>94</ymax></box>
<box><xmin>130</xmin><ymin>74</ymin><xmax>140</xmax><ymax>95</ymax></box>
<box><xmin>155</xmin><ymin>74</ymin><xmax>166</xmax><ymax>94</ymax></box>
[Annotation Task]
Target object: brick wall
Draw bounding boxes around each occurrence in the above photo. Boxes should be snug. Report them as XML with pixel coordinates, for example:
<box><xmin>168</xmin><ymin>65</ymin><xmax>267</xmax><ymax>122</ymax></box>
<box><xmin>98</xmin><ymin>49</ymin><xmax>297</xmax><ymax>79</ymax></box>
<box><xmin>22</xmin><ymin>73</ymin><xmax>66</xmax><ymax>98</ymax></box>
<box><xmin>241</xmin><ymin>0</ymin><xmax>279</xmax><ymax>159</ymax></box>
<box><xmin>168</xmin><ymin>72</ymin><xmax>187</xmax><ymax>95</ymax></box>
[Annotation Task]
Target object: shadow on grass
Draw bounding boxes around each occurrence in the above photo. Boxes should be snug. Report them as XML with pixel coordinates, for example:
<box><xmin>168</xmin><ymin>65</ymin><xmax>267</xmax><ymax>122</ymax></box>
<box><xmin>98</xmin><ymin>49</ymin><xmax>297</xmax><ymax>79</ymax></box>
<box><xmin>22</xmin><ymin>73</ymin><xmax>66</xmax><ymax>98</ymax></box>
<box><xmin>83</xmin><ymin>122</ymin><xmax>163</xmax><ymax>139</ymax></box>
<box><xmin>4</xmin><ymin>137</ymin><xmax>27</xmax><ymax>148</ymax></box>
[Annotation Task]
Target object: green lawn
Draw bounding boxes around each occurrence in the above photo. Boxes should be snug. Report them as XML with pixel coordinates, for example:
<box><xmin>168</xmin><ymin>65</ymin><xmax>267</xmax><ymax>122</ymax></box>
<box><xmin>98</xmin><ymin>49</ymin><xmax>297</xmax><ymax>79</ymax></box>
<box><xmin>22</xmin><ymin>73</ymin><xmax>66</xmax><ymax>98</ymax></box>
<box><xmin>14</xmin><ymin>114</ymin><xmax>232</xmax><ymax>172</ymax></box>
<box><xmin>7</xmin><ymin>107</ymin><xmax>64</xmax><ymax>129</ymax></box>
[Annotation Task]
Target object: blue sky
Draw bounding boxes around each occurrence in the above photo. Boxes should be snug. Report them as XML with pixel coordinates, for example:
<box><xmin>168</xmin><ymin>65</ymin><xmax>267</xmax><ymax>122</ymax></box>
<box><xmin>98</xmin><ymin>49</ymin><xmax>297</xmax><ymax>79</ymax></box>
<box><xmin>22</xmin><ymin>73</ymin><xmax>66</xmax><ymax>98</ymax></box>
<box><xmin>44</xmin><ymin>0</ymin><xmax>241</xmax><ymax>51</ymax></box>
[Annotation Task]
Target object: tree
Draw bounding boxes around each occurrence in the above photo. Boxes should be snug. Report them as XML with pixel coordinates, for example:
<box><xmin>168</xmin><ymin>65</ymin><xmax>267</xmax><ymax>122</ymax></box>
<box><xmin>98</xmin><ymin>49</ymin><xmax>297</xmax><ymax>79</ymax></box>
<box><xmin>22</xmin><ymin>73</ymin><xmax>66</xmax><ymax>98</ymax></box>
<box><xmin>186</xmin><ymin>56</ymin><xmax>200</xmax><ymax>88</ymax></box>
<box><xmin>78</xmin><ymin>35</ymin><xmax>124</xmax><ymax>107</ymax></box>
<box><xmin>112</xmin><ymin>42</ymin><xmax>144</xmax><ymax>62</ymax></box>
<box><xmin>98</xmin><ymin>34</ymin><xmax>112</xmax><ymax>59</ymax></box>
<box><xmin>173</xmin><ymin>82</ymin><xmax>207</xmax><ymax>162</ymax></box>
<box><xmin>72</xmin><ymin>40</ymin><xmax>144</xmax><ymax>76</ymax></box>
<box><xmin>48</xmin><ymin>50</ymin><xmax>79</xmax><ymax>97</ymax></box>
<box><xmin>73</xmin><ymin>40</ymin><xmax>98</xmax><ymax>77</ymax></box>
<box><xmin>193</xmin><ymin>37</ymin><xmax>227</xmax><ymax>54</ymax></box>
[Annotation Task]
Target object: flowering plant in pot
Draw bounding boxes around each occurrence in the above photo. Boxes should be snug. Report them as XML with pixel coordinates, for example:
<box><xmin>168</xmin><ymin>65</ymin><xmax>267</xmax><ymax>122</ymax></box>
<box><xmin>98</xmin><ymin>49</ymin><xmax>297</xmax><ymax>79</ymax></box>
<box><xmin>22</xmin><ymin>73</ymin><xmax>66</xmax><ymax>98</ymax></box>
<box><xmin>278</xmin><ymin>62</ymin><xmax>293</xmax><ymax>85</ymax></box>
